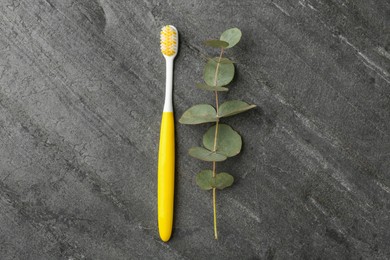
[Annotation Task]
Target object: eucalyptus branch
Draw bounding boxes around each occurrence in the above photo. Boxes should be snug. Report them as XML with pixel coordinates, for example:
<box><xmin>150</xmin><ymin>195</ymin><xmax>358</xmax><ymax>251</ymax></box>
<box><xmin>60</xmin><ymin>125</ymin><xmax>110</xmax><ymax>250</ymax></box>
<box><xmin>179</xmin><ymin>28</ymin><xmax>256</xmax><ymax>239</ymax></box>
<box><xmin>210</xmin><ymin>47</ymin><xmax>225</xmax><ymax>239</ymax></box>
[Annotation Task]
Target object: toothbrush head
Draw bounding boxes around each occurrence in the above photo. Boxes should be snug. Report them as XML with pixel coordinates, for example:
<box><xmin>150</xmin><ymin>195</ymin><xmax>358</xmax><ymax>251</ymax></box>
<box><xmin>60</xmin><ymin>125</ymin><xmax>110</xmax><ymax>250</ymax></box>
<box><xmin>160</xmin><ymin>25</ymin><xmax>178</xmax><ymax>58</ymax></box>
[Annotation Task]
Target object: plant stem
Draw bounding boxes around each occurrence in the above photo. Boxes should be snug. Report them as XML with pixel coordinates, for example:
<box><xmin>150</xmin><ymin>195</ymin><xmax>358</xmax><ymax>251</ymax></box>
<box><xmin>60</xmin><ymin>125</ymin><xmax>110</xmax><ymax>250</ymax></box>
<box><xmin>211</xmin><ymin>48</ymin><xmax>224</xmax><ymax>240</ymax></box>
<box><xmin>213</xmin><ymin>184</ymin><xmax>217</xmax><ymax>239</ymax></box>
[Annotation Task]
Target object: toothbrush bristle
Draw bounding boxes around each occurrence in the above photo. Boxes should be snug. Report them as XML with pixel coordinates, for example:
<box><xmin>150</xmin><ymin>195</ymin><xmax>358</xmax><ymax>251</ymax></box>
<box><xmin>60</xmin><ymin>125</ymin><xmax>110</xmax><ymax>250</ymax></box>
<box><xmin>160</xmin><ymin>25</ymin><xmax>178</xmax><ymax>57</ymax></box>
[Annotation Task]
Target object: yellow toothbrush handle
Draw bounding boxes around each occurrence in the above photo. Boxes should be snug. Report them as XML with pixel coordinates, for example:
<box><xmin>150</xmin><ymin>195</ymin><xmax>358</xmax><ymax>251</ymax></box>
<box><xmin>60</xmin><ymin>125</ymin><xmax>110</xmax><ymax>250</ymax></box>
<box><xmin>158</xmin><ymin>112</ymin><xmax>175</xmax><ymax>242</ymax></box>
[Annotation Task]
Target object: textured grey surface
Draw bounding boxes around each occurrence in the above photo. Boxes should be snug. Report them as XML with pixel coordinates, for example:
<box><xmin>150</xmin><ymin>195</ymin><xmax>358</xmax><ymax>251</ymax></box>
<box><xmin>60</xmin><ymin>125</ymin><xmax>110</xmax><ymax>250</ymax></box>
<box><xmin>0</xmin><ymin>0</ymin><xmax>389</xmax><ymax>259</ymax></box>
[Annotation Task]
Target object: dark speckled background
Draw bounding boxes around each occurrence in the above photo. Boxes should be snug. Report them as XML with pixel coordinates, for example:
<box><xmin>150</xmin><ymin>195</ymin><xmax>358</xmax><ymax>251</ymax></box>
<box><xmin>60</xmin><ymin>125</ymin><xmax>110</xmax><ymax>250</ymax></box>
<box><xmin>0</xmin><ymin>0</ymin><xmax>389</xmax><ymax>259</ymax></box>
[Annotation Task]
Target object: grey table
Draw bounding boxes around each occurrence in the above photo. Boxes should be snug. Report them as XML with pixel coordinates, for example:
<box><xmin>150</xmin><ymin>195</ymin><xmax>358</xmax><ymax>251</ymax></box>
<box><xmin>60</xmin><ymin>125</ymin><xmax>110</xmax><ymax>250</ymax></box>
<box><xmin>0</xmin><ymin>0</ymin><xmax>389</xmax><ymax>259</ymax></box>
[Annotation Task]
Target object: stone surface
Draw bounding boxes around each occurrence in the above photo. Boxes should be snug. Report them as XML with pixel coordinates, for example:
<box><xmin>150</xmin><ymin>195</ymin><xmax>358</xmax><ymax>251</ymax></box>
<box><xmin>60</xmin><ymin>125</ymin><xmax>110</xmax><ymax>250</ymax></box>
<box><xmin>0</xmin><ymin>0</ymin><xmax>389</xmax><ymax>259</ymax></box>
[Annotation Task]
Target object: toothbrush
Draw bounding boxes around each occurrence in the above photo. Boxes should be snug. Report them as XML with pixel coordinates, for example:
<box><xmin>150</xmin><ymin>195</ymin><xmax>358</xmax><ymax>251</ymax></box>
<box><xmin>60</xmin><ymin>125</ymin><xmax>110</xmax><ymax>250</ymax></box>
<box><xmin>158</xmin><ymin>25</ymin><xmax>178</xmax><ymax>242</ymax></box>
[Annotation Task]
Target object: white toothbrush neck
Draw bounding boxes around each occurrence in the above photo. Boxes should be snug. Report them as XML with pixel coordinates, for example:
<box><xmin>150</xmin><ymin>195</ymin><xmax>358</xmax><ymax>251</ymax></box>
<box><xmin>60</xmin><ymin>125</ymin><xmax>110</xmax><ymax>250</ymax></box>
<box><xmin>163</xmin><ymin>57</ymin><xmax>174</xmax><ymax>112</ymax></box>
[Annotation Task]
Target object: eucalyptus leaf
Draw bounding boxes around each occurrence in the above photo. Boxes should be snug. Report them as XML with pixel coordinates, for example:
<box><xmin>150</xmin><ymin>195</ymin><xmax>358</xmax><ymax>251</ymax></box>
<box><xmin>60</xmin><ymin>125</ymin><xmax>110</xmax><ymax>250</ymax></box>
<box><xmin>218</xmin><ymin>100</ymin><xmax>256</xmax><ymax>118</ymax></box>
<box><xmin>204</xmin><ymin>40</ymin><xmax>229</xmax><ymax>48</ymax></box>
<box><xmin>188</xmin><ymin>147</ymin><xmax>227</xmax><ymax>162</ymax></box>
<box><xmin>215</xmin><ymin>172</ymin><xmax>234</xmax><ymax>189</ymax></box>
<box><xmin>203</xmin><ymin>124</ymin><xmax>242</xmax><ymax>157</ymax></box>
<box><xmin>220</xmin><ymin>28</ymin><xmax>242</xmax><ymax>48</ymax></box>
<box><xmin>196</xmin><ymin>83</ymin><xmax>229</xmax><ymax>92</ymax></box>
<box><xmin>204</xmin><ymin>59</ymin><xmax>235</xmax><ymax>87</ymax></box>
<box><xmin>196</xmin><ymin>170</ymin><xmax>213</xmax><ymax>190</ymax></box>
<box><xmin>196</xmin><ymin>170</ymin><xmax>234</xmax><ymax>190</ymax></box>
<box><xmin>179</xmin><ymin>104</ymin><xmax>217</xmax><ymax>124</ymax></box>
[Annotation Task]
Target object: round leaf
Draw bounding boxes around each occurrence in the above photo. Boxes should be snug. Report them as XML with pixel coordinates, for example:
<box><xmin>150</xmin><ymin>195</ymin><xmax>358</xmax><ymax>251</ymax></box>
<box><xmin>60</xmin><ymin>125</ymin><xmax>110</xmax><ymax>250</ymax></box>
<box><xmin>204</xmin><ymin>40</ymin><xmax>229</xmax><ymax>48</ymax></box>
<box><xmin>203</xmin><ymin>124</ymin><xmax>242</xmax><ymax>157</ymax></box>
<box><xmin>204</xmin><ymin>59</ymin><xmax>234</xmax><ymax>87</ymax></box>
<box><xmin>220</xmin><ymin>28</ymin><xmax>242</xmax><ymax>48</ymax></box>
<box><xmin>179</xmin><ymin>104</ymin><xmax>217</xmax><ymax>124</ymax></box>
<box><xmin>188</xmin><ymin>147</ymin><xmax>227</xmax><ymax>162</ymax></box>
<box><xmin>196</xmin><ymin>171</ymin><xmax>234</xmax><ymax>190</ymax></box>
<box><xmin>196</xmin><ymin>83</ymin><xmax>229</xmax><ymax>92</ymax></box>
<box><xmin>196</xmin><ymin>170</ymin><xmax>213</xmax><ymax>190</ymax></box>
<box><xmin>219</xmin><ymin>100</ymin><xmax>256</xmax><ymax>118</ymax></box>
<box><xmin>215</xmin><ymin>172</ymin><xmax>234</xmax><ymax>189</ymax></box>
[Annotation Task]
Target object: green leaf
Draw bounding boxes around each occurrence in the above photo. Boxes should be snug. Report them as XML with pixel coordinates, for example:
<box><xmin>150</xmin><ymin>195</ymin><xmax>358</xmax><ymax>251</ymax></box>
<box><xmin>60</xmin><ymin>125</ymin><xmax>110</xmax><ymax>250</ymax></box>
<box><xmin>195</xmin><ymin>170</ymin><xmax>234</xmax><ymax>190</ymax></box>
<box><xmin>220</xmin><ymin>28</ymin><xmax>242</xmax><ymax>48</ymax></box>
<box><xmin>188</xmin><ymin>147</ymin><xmax>227</xmax><ymax>162</ymax></box>
<box><xmin>204</xmin><ymin>59</ymin><xmax>234</xmax><ymax>87</ymax></box>
<box><xmin>215</xmin><ymin>172</ymin><xmax>234</xmax><ymax>189</ymax></box>
<box><xmin>179</xmin><ymin>104</ymin><xmax>217</xmax><ymax>124</ymax></box>
<box><xmin>204</xmin><ymin>40</ymin><xmax>229</xmax><ymax>48</ymax></box>
<box><xmin>219</xmin><ymin>100</ymin><xmax>256</xmax><ymax>118</ymax></box>
<box><xmin>196</xmin><ymin>83</ymin><xmax>229</xmax><ymax>92</ymax></box>
<box><xmin>212</xmin><ymin>57</ymin><xmax>235</xmax><ymax>64</ymax></box>
<box><xmin>196</xmin><ymin>170</ymin><xmax>213</xmax><ymax>190</ymax></box>
<box><xmin>203</xmin><ymin>124</ymin><xmax>242</xmax><ymax>157</ymax></box>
